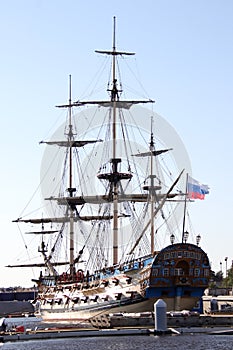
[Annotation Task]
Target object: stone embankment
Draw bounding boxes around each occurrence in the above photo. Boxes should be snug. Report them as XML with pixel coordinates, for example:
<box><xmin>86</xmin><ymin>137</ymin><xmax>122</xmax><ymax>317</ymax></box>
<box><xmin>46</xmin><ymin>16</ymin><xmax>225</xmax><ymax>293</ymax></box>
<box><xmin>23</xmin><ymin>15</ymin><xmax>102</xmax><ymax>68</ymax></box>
<box><xmin>90</xmin><ymin>312</ymin><xmax>233</xmax><ymax>329</ymax></box>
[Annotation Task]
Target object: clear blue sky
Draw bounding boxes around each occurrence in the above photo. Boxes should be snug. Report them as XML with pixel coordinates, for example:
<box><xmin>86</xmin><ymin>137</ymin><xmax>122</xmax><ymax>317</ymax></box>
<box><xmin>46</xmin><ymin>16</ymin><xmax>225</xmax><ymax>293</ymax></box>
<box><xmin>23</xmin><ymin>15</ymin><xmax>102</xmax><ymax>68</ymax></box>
<box><xmin>1</xmin><ymin>0</ymin><xmax>233</xmax><ymax>286</ymax></box>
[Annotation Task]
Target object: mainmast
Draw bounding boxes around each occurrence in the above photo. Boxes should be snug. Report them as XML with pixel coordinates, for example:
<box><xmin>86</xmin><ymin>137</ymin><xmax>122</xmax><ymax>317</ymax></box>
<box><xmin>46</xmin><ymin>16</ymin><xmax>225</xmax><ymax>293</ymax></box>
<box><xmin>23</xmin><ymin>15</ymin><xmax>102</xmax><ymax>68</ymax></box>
<box><xmin>111</xmin><ymin>16</ymin><xmax>118</xmax><ymax>159</ymax></box>
<box><xmin>97</xmin><ymin>17</ymin><xmax>134</xmax><ymax>265</ymax></box>
<box><xmin>55</xmin><ymin>17</ymin><xmax>155</xmax><ymax>266</ymax></box>
<box><xmin>111</xmin><ymin>17</ymin><xmax>119</xmax><ymax>265</ymax></box>
<box><xmin>67</xmin><ymin>75</ymin><xmax>76</xmax><ymax>279</ymax></box>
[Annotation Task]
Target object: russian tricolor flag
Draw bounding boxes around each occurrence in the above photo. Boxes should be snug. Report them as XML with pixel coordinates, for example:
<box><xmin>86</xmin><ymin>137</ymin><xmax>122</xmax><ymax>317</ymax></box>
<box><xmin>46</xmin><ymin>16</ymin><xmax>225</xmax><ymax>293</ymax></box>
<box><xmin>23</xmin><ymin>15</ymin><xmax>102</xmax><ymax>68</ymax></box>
<box><xmin>187</xmin><ymin>175</ymin><xmax>209</xmax><ymax>200</ymax></box>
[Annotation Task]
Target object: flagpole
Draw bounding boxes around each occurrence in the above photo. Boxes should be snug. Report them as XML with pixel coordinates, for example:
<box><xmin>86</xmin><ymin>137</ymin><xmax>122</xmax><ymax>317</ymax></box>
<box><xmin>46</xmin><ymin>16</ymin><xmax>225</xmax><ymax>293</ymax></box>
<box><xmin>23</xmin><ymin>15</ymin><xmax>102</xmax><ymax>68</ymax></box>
<box><xmin>182</xmin><ymin>173</ymin><xmax>188</xmax><ymax>243</ymax></box>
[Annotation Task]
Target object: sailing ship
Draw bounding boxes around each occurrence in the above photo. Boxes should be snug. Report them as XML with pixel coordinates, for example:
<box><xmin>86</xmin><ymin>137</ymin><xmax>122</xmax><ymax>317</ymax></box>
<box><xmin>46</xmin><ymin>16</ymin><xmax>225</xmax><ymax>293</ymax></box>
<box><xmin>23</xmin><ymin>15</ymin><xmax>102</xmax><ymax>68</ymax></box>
<box><xmin>9</xmin><ymin>18</ymin><xmax>211</xmax><ymax>321</ymax></box>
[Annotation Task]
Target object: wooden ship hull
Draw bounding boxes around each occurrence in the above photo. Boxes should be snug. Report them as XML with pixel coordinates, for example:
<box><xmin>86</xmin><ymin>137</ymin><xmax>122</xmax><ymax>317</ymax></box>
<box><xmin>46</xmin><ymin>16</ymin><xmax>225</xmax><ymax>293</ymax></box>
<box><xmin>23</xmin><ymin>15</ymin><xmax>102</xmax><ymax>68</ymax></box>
<box><xmin>36</xmin><ymin>242</ymin><xmax>210</xmax><ymax>321</ymax></box>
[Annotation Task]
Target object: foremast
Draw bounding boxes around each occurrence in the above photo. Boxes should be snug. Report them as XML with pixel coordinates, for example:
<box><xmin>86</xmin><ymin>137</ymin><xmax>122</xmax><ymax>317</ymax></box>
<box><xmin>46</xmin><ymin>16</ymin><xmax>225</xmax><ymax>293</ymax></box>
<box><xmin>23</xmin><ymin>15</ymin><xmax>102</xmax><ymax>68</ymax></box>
<box><xmin>38</xmin><ymin>76</ymin><xmax>103</xmax><ymax>281</ymax></box>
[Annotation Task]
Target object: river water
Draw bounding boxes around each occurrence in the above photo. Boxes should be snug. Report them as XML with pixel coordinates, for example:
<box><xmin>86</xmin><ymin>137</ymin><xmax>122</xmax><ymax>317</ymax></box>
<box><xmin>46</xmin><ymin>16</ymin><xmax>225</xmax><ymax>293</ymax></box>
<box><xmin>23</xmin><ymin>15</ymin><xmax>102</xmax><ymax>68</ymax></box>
<box><xmin>1</xmin><ymin>334</ymin><xmax>233</xmax><ymax>350</ymax></box>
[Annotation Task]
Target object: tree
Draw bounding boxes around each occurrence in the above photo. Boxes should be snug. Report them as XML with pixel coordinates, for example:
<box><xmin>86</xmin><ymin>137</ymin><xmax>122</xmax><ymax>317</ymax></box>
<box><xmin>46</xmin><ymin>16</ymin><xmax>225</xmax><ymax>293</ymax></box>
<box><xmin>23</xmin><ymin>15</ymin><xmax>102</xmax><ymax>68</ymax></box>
<box><xmin>208</xmin><ymin>270</ymin><xmax>224</xmax><ymax>288</ymax></box>
<box><xmin>223</xmin><ymin>267</ymin><xmax>233</xmax><ymax>288</ymax></box>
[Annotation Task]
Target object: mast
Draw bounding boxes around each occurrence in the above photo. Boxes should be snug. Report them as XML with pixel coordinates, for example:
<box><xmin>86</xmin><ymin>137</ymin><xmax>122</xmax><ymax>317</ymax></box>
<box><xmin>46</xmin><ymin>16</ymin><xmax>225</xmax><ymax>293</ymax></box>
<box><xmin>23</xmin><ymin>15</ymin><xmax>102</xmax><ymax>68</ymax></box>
<box><xmin>133</xmin><ymin>116</ymin><xmax>173</xmax><ymax>254</ymax></box>
<box><xmin>130</xmin><ymin>170</ymin><xmax>184</xmax><ymax>254</ymax></box>
<box><xmin>67</xmin><ymin>74</ymin><xmax>76</xmax><ymax>279</ymax></box>
<box><xmin>97</xmin><ymin>17</ymin><xmax>135</xmax><ymax>265</ymax></box>
<box><xmin>149</xmin><ymin>118</ymin><xmax>155</xmax><ymax>253</ymax></box>
<box><xmin>55</xmin><ymin>17</ymin><xmax>155</xmax><ymax>266</ymax></box>
<box><xmin>142</xmin><ymin>117</ymin><xmax>162</xmax><ymax>254</ymax></box>
<box><xmin>112</xmin><ymin>17</ymin><xmax>120</xmax><ymax>265</ymax></box>
<box><xmin>112</xmin><ymin>16</ymin><xmax>117</xmax><ymax>159</ymax></box>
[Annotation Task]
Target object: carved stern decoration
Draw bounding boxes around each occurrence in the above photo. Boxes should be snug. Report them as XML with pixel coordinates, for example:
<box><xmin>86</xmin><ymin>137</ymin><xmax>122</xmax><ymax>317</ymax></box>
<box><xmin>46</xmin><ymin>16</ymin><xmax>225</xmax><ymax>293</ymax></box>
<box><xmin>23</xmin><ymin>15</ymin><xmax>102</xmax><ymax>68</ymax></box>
<box><xmin>146</xmin><ymin>243</ymin><xmax>211</xmax><ymax>311</ymax></box>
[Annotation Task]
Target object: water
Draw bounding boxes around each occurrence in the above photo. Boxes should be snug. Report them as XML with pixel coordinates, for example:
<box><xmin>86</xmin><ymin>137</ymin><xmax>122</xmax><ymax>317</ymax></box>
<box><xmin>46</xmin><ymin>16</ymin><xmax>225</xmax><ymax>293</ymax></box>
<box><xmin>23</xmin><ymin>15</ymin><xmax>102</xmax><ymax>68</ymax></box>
<box><xmin>1</xmin><ymin>334</ymin><xmax>233</xmax><ymax>350</ymax></box>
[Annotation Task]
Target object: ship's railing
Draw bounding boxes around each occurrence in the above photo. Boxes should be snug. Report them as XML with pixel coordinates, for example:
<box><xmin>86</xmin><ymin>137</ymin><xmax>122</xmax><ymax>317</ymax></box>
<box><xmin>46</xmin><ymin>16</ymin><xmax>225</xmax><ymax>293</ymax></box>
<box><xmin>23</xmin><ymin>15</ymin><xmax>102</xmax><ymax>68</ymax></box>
<box><xmin>56</xmin><ymin>254</ymin><xmax>153</xmax><ymax>287</ymax></box>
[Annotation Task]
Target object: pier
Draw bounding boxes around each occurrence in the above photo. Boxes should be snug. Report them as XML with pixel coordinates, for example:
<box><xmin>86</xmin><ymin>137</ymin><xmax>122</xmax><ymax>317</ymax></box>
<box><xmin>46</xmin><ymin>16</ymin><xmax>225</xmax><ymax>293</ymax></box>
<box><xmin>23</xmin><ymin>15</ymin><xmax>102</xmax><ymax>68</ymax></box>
<box><xmin>2</xmin><ymin>312</ymin><xmax>233</xmax><ymax>343</ymax></box>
